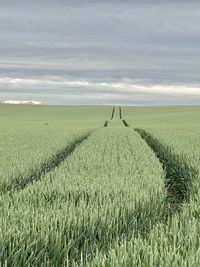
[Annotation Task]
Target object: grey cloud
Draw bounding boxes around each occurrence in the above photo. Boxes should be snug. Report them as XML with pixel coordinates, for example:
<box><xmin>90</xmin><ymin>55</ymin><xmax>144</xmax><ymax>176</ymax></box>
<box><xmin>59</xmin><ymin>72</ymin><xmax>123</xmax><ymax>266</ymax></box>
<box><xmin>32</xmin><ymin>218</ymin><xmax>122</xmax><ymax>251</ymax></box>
<box><xmin>0</xmin><ymin>1</ymin><xmax>200</xmax><ymax>104</ymax></box>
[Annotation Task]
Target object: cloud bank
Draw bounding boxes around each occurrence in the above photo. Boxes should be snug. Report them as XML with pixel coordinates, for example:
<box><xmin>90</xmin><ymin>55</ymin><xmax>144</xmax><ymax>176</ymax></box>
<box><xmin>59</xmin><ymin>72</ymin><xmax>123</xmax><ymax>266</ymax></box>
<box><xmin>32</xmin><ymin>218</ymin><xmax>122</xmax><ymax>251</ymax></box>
<box><xmin>1</xmin><ymin>77</ymin><xmax>200</xmax><ymax>105</ymax></box>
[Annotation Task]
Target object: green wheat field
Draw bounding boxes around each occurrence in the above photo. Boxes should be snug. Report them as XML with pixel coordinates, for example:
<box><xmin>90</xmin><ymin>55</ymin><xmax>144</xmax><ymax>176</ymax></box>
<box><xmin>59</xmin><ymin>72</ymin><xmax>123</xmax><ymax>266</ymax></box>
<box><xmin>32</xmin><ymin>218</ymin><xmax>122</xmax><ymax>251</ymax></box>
<box><xmin>0</xmin><ymin>103</ymin><xmax>200</xmax><ymax>266</ymax></box>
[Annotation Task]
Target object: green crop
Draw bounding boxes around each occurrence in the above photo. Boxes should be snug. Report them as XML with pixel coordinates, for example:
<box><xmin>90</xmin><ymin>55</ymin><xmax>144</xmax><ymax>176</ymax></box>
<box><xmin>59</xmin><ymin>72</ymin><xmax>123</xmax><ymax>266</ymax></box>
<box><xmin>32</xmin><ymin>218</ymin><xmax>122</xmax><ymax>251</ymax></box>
<box><xmin>0</xmin><ymin>104</ymin><xmax>200</xmax><ymax>266</ymax></box>
<box><xmin>0</xmin><ymin>127</ymin><xmax>165</xmax><ymax>265</ymax></box>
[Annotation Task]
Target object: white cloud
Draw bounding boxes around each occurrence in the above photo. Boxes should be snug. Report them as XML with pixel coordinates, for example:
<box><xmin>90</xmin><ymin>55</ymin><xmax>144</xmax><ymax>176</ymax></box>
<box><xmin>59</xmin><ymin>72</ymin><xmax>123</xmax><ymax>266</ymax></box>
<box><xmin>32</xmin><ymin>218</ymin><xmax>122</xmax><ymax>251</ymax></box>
<box><xmin>2</xmin><ymin>100</ymin><xmax>42</xmax><ymax>105</ymax></box>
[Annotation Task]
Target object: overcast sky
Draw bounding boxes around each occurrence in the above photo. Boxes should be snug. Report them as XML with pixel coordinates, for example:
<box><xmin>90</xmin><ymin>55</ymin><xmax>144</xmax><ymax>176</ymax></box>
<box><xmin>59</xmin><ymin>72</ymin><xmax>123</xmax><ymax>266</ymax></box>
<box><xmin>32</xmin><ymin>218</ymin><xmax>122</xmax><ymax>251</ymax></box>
<box><xmin>0</xmin><ymin>0</ymin><xmax>200</xmax><ymax>105</ymax></box>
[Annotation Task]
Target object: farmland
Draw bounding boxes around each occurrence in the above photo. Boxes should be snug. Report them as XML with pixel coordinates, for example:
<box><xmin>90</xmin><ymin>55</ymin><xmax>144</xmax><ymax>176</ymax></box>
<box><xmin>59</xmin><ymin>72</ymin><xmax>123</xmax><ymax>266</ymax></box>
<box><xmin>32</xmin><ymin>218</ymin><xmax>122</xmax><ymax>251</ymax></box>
<box><xmin>0</xmin><ymin>104</ymin><xmax>200</xmax><ymax>266</ymax></box>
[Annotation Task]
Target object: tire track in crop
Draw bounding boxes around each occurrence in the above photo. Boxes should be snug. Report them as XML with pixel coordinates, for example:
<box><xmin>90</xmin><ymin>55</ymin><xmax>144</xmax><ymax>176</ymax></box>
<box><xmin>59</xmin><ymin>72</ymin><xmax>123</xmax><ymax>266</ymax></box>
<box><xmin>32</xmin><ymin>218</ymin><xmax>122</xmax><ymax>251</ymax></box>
<box><xmin>119</xmin><ymin>107</ymin><xmax>122</xmax><ymax>119</ymax></box>
<box><xmin>110</xmin><ymin>107</ymin><xmax>115</xmax><ymax>120</ymax></box>
<box><xmin>122</xmin><ymin>119</ymin><xmax>129</xmax><ymax>127</ymax></box>
<box><xmin>135</xmin><ymin>128</ymin><xmax>198</xmax><ymax>207</ymax></box>
<box><xmin>119</xmin><ymin>107</ymin><xmax>197</xmax><ymax>207</ymax></box>
<box><xmin>104</xmin><ymin>120</ymin><xmax>108</xmax><ymax>127</ymax></box>
<box><xmin>119</xmin><ymin>107</ymin><xmax>129</xmax><ymax>127</ymax></box>
<box><xmin>103</xmin><ymin>107</ymin><xmax>115</xmax><ymax>127</ymax></box>
<box><xmin>104</xmin><ymin>107</ymin><xmax>129</xmax><ymax>127</ymax></box>
<box><xmin>1</xmin><ymin>133</ymin><xmax>91</xmax><ymax>193</ymax></box>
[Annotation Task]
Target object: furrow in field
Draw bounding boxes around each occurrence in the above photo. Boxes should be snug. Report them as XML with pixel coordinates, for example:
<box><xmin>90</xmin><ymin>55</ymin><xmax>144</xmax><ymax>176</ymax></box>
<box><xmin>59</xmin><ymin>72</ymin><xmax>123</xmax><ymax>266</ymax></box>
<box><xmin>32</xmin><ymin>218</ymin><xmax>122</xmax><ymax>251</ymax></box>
<box><xmin>0</xmin><ymin>128</ymin><xmax>165</xmax><ymax>266</ymax></box>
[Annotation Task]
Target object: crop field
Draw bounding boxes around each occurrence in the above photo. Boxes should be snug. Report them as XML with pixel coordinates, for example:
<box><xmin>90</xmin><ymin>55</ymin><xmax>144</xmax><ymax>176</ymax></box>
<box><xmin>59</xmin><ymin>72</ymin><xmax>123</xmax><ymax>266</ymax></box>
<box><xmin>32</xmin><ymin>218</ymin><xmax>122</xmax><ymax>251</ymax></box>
<box><xmin>0</xmin><ymin>104</ymin><xmax>200</xmax><ymax>266</ymax></box>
